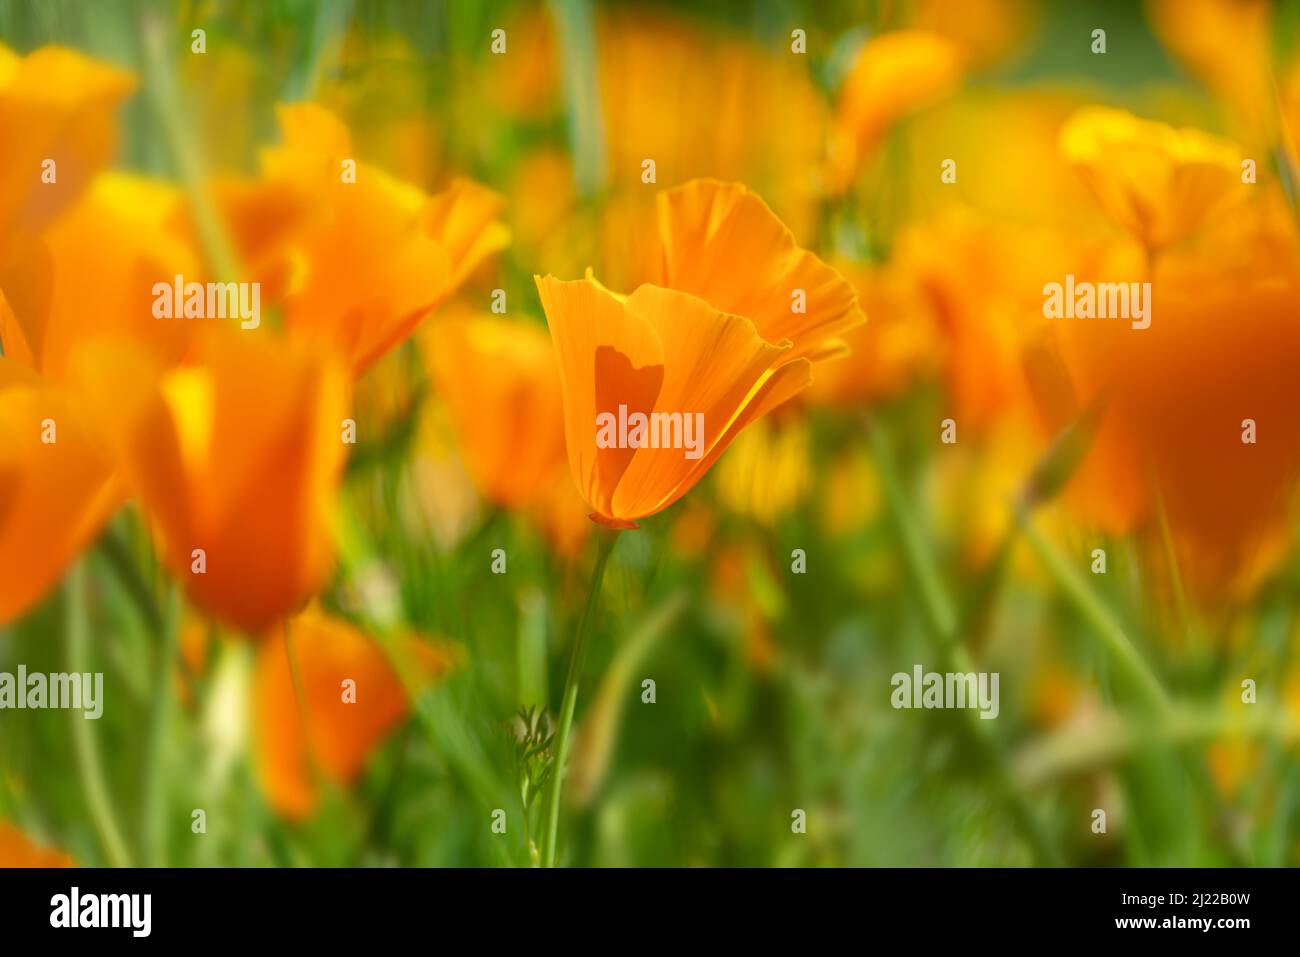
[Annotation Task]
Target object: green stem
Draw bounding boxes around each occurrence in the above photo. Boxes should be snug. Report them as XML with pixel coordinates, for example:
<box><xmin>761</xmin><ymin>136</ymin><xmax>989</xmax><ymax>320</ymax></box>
<box><xmin>65</xmin><ymin>563</ymin><xmax>132</xmax><ymax>868</ymax></box>
<box><xmin>1015</xmin><ymin>506</ymin><xmax>1171</xmax><ymax>713</ymax></box>
<box><xmin>140</xmin><ymin>585</ymin><xmax>181</xmax><ymax>866</ymax></box>
<box><xmin>141</xmin><ymin>15</ymin><xmax>242</xmax><ymax>283</ymax></box>
<box><xmin>542</xmin><ymin>527</ymin><xmax>619</xmax><ymax>867</ymax></box>
<box><xmin>867</xmin><ymin>417</ymin><xmax>1061</xmax><ymax>865</ymax></box>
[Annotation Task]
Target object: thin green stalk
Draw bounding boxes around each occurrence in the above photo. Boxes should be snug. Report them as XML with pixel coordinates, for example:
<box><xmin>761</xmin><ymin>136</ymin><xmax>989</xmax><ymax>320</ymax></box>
<box><xmin>867</xmin><ymin>417</ymin><xmax>1061</xmax><ymax>865</ymax></box>
<box><xmin>542</xmin><ymin>527</ymin><xmax>619</xmax><ymax>867</ymax></box>
<box><xmin>140</xmin><ymin>585</ymin><xmax>181</xmax><ymax>867</ymax></box>
<box><xmin>65</xmin><ymin>563</ymin><xmax>132</xmax><ymax>868</ymax></box>
<box><xmin>1015</xmin><ymin>507</ymin><xmax>1171</xmax><ymax>713</ymax></box>
<box><xmin>141</xmin><ymin>15</ymin><xmax>241</xmax><ymax>283</ymax></box>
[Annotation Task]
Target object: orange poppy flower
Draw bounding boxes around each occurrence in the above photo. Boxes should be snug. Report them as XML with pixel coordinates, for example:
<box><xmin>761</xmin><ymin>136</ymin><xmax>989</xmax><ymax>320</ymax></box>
<box><xmin>536</xmin><ymin>180</ymin><xmax>862</xmax><ymax>529</ymax></box>
<box><xmin>421</xmin><ymin>312</ymin><xmax>568</xmax><ymax>510</ymax></box>
<box><xmin>0</xmin><ymin>173</ymin><xmax>200</xmax><ymax>383</ymax></box>
<box><xmin>69</xmin><ymin>330</ymin><xmax>349</xmax><ymax>633</ymax></box>
<box><xmin>535</xmin><ymin>278</ymin><xmax>810</xmax><ymax>529</ymax></box>
<box><xmin>828</xmin><ymin>30</ymin><xmax>966</xmax><ymax>193</ymax></box>
<box><xmin>651</xmin><ymin>180</ymin><xmax>864</xmax><ymax>362</ymax></box>
<box><xmin>253</xmin><ymin>608</ymin><xmax>457</xmax><ymax>819</ymax></box>
<box><xmin>0</xmin><ymin>44</ymin><xmax>135</xmax><ymax>249</ymax></box>
<box><xmin>0</xmin><ymin>359</ymin><xmax>119</xmax><ymax>625</ymax></box>
<box><xmin>0</xmin><ymin>821</ymin><xmax>75</xmax><ymax>867</ymax></box>
<box><xmin>260</xmin><ymin>103</ymin><xmax>509</xmax><ymax>375</ymax></box>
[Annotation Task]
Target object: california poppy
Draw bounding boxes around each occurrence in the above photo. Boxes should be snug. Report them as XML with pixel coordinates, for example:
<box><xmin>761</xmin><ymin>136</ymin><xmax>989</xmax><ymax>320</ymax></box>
<box><xmin>1060</xmin><ymin>106</ymin><xmax>1244</xmax><ymax>253</ymax></box>
<box><xmin>260</xmin><ymin>103</ymin><xmax>509</xmax><ymax>375</ymax></box>
<box><xmin>0</xmin><ymin>359</ymin><xmax>119</xmax><ymax>625</ymax></box>
<box><xmin>0</xmin><ymin>821</ymin><xmax>75</xmax><ymax>867</ymax></box>
<box><xmin>69</xmin><ymin>330</ymin><xmax>349</xmax><ymax>633</ymax></box>
<box><xmin>252</xmin><ymin>608</ymin><xmax>457</xmax><ymax>819</ymax></box>
<box><xmin>0</xmin><ymin>44</ymin><xmax>135</xmax><ymax>250</ymax></box>
<box><xmin>828</xmin><ymin>30</ymin><xmax>966</xmax><ymax>193</ymax></box>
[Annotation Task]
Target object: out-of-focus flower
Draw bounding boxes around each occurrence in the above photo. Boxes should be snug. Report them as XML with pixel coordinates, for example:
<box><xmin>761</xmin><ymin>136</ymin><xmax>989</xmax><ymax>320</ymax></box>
<box><xmin>1045</xmin><ymin>235</ymin><xmax>1300</xmax><ymax>596</ymax></box>
<box><xmin>422</xmin><ymin>313</ymin><xmax>567</xmax><ymax>509</ymax></box>
<box><xmin>912</xmin><ymin>0</ymin><xmax>1036</xmax><ymax>69</ymax></box>
<box><xmin>0</xmin><ymin>821</ymin><xmax>74</xmax><ymax>867</ymax></box>
<box><xmin>597</xmin><ymin>11</ymin><xmax>828</xmax><ymax>244</ymax></box>
<box><xmin>0</xmin><ymin>360</ymin><xmax>119</xmax><ymax>625</ymax></box>
<box><xmin>903</xmin><ymin>88</ymin><xmax>1104</xmax><ymax>231</ymax></box>
<box><xmin>1060</xmin><ymin>106</ymin><xmax>1244</xmax><ymax>252</ymax></box>
<box><xmin>482</xmin><ymin>5</ymin><xmax>560</xmax><ymax>121</ymax></box>
<box><xmin>828</xmin><ymin>30</ymin><xmax>966</xmax><ymax>194</ymax></box>
<box><xmin>1144</xmin><ymin>0</ymin><xmax>1273</xmax><ymax>146</ymax></box>
<box><xmin>893</xmin><ymin>208</ymin><xmax>1069</xmax><ymax>431</ymax></box>
<box><xmin>253</xmin><ymin>608</ymin><xmax>457</xmax><ymax>819</ymax></box>
<box><xmin>70</xmin><ymin>331</ymin><xmax>350</xmax><ymax>633</ymax></box>
<box><xmin>318</xmin><ymin>34</ymin><xmax>448</xmax><ymax>191</ymax></box>
<box><xmin>0</xmin><ymin>174</ymin><xmax>199</xmax><ymax>383</ymax></box>
<box><xmin>420</xmin><ymin>311</ymin><xmax>590</xmax><ymax>555</ymax></box>
<box><xmin>714</xmin><ymin>417</ymin><xmax>812</xmax><ymax>527</ymax></box>
<box><xmin>809</xmin><ymin>261</ymin><xmax>939</xmax><ymax>408</ymax></box>
<box><xmin>0</xmin><ymin>44</ymin><xmax>135</xmax><ymax>248</ymax></box>
<box><xmin>260</xmin><ymin>103</ymin><xmax>509</xmax><ymax>375</ymax></box>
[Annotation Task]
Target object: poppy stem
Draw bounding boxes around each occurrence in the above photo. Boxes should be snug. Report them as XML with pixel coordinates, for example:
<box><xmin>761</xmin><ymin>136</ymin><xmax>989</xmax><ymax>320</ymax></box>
<box><xmin>65</xmin><ymin>563</ymin><xmax>132</xmax><ymax>868</ymax></box>
<box><xmin>542</xmin><ymin>527</ymin><xmax>619</xmax><ymax>867</ymax></box>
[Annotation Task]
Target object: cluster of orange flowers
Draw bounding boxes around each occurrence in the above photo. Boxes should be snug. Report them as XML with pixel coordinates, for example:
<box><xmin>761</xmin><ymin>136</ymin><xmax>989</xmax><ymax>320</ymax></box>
<box><xmin>4</xmin><ymin>0</ymin><xmax>1300</xmax><ymax>846</ymax></box>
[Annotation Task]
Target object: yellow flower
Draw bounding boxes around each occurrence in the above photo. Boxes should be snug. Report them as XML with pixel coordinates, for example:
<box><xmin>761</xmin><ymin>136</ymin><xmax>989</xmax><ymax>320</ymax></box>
<box><xmin>0</xmin><ymin>173</ymin><xmax>199</xmax><ymax>384</ymax></box>
<box><xmin>1060</xmin><ymin>106</ymin><xmax>1243</xmax><ymax>251</ymax></box>
<box><xmin>1145</xmin><ymin>0</ymin><xmax>1273</xmax><ymax>145</ymax></box>
<box><xmin>0</xmin><ymin>44</ymin><xmax>135</xmax><ymax>247</ymax></box>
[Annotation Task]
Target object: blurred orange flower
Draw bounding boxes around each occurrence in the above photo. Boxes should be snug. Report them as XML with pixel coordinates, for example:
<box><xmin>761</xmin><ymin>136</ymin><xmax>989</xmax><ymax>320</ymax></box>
<box><xmin>828</xmin><ymin>30</ymin><xmax>966</xmax><ymax>193</ymax></box>
<box><xmin>0</xmin><ymin>44</ymin><xmax>135</xmax><ymax>249</ymax></box>
<box><xmin>260</xmin><ymin>103</ymin><xmax>509</xmax><ymax>375</ymax></box>
<box><xmin>0</xmin><ymin>821</ymin><xmax>74</xmax><ymax>867</ymax></box>
<box><xmin>0</xmin><ymin>359</ymin><xmax>119</xmax><ymax>625</ymax></box>
<box><xmin>0</xmin><ymin>173</ymin><xmax>200</xmax><ymax>383</ymax></box>
<box><xmin>422</xmin><ymin>313</ymin><xmax>567</xmax><ymax>510</ymax></box>
<box><xmin>1060</xmin><ymin>106</ymin><xmax>1244</xmax><ymax>252</ymax></box>
<box><xmin>253</xmin><ymin>608</ymin><xmax>457</xmax><ymax>819</ymax></box>
<box><xmin>70</xmin><ymin>331</ymin><xmax>350</xmax><ymax>633</ymax></box>
<box><xmin>1145</xmin><ymin>0</ymin><xmax>1274</xmax><ymax>146</ymax></box>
